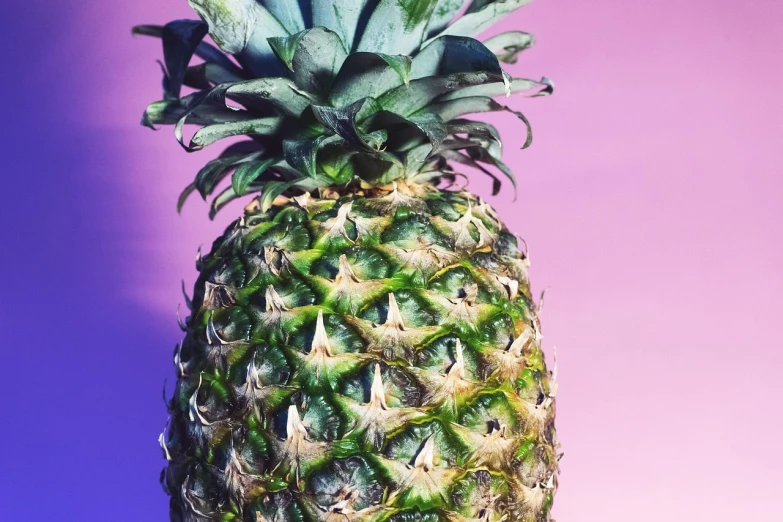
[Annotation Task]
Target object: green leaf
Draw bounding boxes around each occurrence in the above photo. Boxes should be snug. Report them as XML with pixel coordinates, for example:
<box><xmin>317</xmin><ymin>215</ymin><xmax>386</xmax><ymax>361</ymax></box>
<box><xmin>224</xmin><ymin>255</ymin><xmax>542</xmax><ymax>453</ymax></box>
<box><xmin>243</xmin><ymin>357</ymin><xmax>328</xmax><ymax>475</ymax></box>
<box><xmin>311</xmin><ymin>99</ymin><xmax>381</xmax><ymax>149</ymax></box>
<box><xmin>363</xmin><ymin>111</ymin><xmax>447</xmax><ymax>157</ymax></box>
<box><xmin>356</xmin><ymin>0</ymin><xmax>440</xmax><ymax>55</ymax></box>
<box><xmin>187</xmin><ymin>0</ymin><xmax>288</xmax><ymax>76</ymax></box>
<box><xmin>183</xmin><ymin>63</ymin><xmax>246</xmax><ymax>89</ymax></box>
<box><xmin>437</xmin><ymin>76</ymin><xmax>554</xmax><ymax>101</ymax></box>
<box><xmin>425</xmin><ymin>0</ymin><xmax>469</xmax><ymax>38</ymax></box>
<box><xmin>195</xmin><ymin>150</ymin><xmax>263</xmax><ymax>198</ymax></box>
<box><xmin>259</xmin><ymin>180</ymin><xmax>301</xmax><ymax>212</ymax></box>
<box><xmin>283</xmin><ymin>136</ymin><xmax>333</xmax><ymax>178</ymax></box>
<box><xmin>132</xmin><ymin>24</ymin><xmax>240</xmax><ymax>73</ymax></box>
<box><xmin>378</xmin><ymin>71</ymin><xmax>504</xmax><ymax>116</ymax></box>
<box><xmin>427</xmin><ymin>0</ymin><xmax>535</xmax><ymax>41</ymax></box>
<box><xmin>429</xmin><ymin>96</ymin><xmax>533</xmax><ymax>148</ymax></box>
<box><xmin>226</xmin><ymin>77</ymin><xmax>316</xmax><ymax>117</ymax></box>
<box><xmin>483</xmin><ymin>30</ymin><xmax>535</xmax><ymax>63</ymax></box>
<box><xmin>208</xmin><ymin>185</ymin><xmax>239</xmax><ymax>219</ymax></box>
<box><xmin>177</xmin><ymin>182</ymin><xmax>198</xmax><ymax>213</ymax></box>
<box><xmin>411</xmin><ymin>35</ymin><xmax>504</xmax><ymax>79</ymax></box>
<box><xmin>311</xmin><ymin>0</ymin><xmax>370</xmax><ymax>52</ymax></box>
<box><xmin>329</xmin><ymin>53</ymin><xmax>411</xmax><ymax>106</ymax></box>
<box><xmin>231</xmin><ymin>157</ymin><xmax>279</xmax><ymax>195</ymax></box>
<box><xmin>188</xmin><ymin>117</ymin><xmax>285</xmax><ymax>150</ymax></box>
<box><xmin>141</xmin><ymin>98</ymin><xmax>246</xmax><ymax>129</ymax></box>
<box><xmin>160</xmin><ymin>20</ymin><xmax>208</xmax><ymax>99</ymax></box>
<box><xmin>269</xmin><ymin>27</ymin><xmax>347</xmax><ymax>95</ymax></box>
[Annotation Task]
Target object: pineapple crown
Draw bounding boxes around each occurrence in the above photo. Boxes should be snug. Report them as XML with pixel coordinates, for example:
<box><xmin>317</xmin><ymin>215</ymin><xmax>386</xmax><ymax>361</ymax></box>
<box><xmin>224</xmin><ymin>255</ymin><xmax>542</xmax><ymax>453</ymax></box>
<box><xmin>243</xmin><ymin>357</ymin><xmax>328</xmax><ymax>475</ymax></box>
<box><xmin>135</xmin><ymin>0</ymin><xmax>552</xmax><ymax>218</ymax></box>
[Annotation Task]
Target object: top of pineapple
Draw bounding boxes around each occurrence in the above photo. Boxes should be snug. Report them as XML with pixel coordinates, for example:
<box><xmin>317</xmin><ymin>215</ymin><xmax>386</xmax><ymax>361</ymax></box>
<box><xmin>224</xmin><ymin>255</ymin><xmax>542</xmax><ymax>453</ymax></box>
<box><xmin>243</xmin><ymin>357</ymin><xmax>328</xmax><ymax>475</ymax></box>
<box><xmin>135</xmin><ymin>0</ymin><xmax>552</xmax><ymax>218</ymax></box>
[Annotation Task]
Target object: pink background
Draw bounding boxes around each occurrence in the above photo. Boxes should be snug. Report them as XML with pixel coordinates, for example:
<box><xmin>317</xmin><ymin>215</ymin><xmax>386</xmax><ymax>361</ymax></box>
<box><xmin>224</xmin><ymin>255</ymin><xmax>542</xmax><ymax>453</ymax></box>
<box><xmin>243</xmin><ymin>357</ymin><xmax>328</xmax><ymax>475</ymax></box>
<box><xmin>2</xmin><ymin>0</ymin><xmax>781</xmax><ymax>520</ymax></box>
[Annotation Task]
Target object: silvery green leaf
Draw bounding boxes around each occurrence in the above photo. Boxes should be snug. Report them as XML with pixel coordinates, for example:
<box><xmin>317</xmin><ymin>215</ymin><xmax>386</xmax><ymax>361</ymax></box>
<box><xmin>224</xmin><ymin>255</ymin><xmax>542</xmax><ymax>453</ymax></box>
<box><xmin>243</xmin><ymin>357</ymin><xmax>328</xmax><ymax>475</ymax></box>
<box><xmin>437</xmin><ymin>76</ymin><xmax>553</xmax><ymax>101</ymax></box>
<box><xmin>311</xmin><ymin>0</ymin><xmax>369</xmax><ymax>51</ymax></box>
<box><xmin>329</xmin><ymin>53</ymin><xmax>411</xmax><ymax>106</ymax></box>
<box><xmin>141</xmin><ymin>98</ymin><xmax>245</xmax><ymax>129</ymax></box>
<box><xmin>363</xmin><ymin>111</ymin><xmax>447</xmax><ymax>157</ymax></box>
<box><xmin>160</xmin><ymin>20</ymin><xmax>208</xmax><ymax>99</ymax></box>
<box><xmin>226</xmin><ymin>78</ymin><xmax>316</xmax><ymax>117</ymax></box>
<box><xmin>412</xmin><ymin>35</ymin><xmax>503</xmax><ymax>79</ymax></box>
<box><xmin>269</xmin><ymin>28</ymin><xmax>347</xmax><ymax>95</ymax></box>
<box><xmin>425</xmin><ymin>0</ymin><xmax>469</xmax><ymax>38</ymax></box>
<box><xmin>356</xmin><ymin>0</ymin><xmax>440</xmax><ymax>55</ymax></box>
<box><xmin>232</xmin><ymin>157</ymin><xmax>279</xmax><ymax>196</ymax></box>
<box><xmin>440</xmin><ymin>149</ymin><xmax>509</xmax><ymax>194</ymax></box>
<box><xmin>431</xmin><ymin>97</ymin><xmax>533</xmax><ymax>148</ymax></box>
<box><xmin>426</xmin><ymin>0</ymin><xmax>535</xmax><ymax>41</ymax></box>
<box><xmin>259</xmin><ymin>0</ymin><xmax>309</xmax><ymax>34</ymax></box>
<box><xmin>378</xmin><ymin>71</ymin><xmax>504</xmax><ymax>116</ymax></box>
<box><xmin>189</xmin><ymin>117</ymin><xmax>285</xmax><ymax>150</ymax></box>
<box><xmin>187</xmin><ymin>0</ymin><xmax>288</xmax><ymax>76</ymax></box>
<box><xmin>483</xmin><ymin>31</ymin><xmax>535</xmax><ymax>63</ymax></box>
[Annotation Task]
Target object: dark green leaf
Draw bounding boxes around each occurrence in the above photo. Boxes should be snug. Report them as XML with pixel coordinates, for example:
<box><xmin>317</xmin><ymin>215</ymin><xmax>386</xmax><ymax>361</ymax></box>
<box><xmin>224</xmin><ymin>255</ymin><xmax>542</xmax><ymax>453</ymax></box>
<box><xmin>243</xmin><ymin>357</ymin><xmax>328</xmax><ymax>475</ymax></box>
<box><xmin>356</xmin><ymin>0</ymin><xmax>440</xmax><ymax>55</ymax></box>
<box><xmin>208</xmin><ymin>185</ymin><xmax>239</xmax><ymax>220</ymax></box>
<box><xmin>177</xmin><ymin>182</ymin><xmax>198</xmax><ymax>213</ymax></box>
<box><xmin>269</xmin><ymin>27</ymin><xmax>347</xmax><ymax>95</ymax></box>
<box><xmin>259</xmin><ymin>180</ymin><xmax>301</xmax><ymax>212</ymax></box>
<box><xmin>195</xmin><ymin>151</ymin><xmax>263</xmax><ymax>198</ymax></box>
<box><xmin>429</xmin><ymin>0</ymin><xmax>535</xmax><ymax>40</ymax></box>
<box><xmin>311</xmin><ymin>99</ymin><xmax>380</xmax><ymax>149</ymax></box>
<box><xmin>329</xmin><ymin>53</ymin><xmax>411</xmax><ymax>106</ymax></box>
<box><xmin>283</xmin><ymin>136</ymin><xmax>332</xmax><ymax>178</ymax></box>
<box><xmin>132</xmin><ymin>24</ymin><xmax>240</xmax><ymax>72</ymax></box>
<box><xmin>483</xmin><ymin>31</ymin><xmax>535</xmax><ymax>63</ymax></box>
<box><xmin>141</xmin><ymin>97</ymin><xmax>245</xmax><ymax>129</ymax></box>
<box><xmin>160</xmin><ymin>20</ymin><xmax>208</xmax><ymax>99</ymax></box>
<box><xmin>232</xmin><ymin>157</ymin><xmax>279</xmax><ymax>195</ymax></box>
<box><xmin>187</xmin><ymin>0</ymin><xmax>288</xmax><ymax>76</ymax></box>
<box><xmin>411</xmin><ymin>35</ymin><xmax>503</xmax><ymax>79</ymax></box>
<box><xmin>183</xmin><ymin>63</ymin><xmax>246</xmax><ymax>89</ymax></box>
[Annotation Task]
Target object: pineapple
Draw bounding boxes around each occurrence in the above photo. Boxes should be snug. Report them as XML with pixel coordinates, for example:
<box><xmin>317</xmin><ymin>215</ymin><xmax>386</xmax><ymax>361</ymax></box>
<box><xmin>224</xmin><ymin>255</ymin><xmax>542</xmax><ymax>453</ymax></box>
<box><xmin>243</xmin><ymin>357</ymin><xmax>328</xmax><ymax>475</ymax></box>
<box><xmin>136</xmin><ymin>1</ymin><xmax>559</xmax><ymax>520</ymax></box>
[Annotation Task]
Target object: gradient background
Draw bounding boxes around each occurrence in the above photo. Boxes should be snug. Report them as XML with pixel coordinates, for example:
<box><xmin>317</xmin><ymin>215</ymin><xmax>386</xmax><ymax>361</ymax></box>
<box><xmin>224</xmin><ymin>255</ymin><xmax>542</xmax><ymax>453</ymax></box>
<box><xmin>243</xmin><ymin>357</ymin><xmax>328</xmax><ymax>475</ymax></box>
<box><xmin>1</xmin><ymin>0</ymin><xmax>781</xmax><ymax>520</ymax></box>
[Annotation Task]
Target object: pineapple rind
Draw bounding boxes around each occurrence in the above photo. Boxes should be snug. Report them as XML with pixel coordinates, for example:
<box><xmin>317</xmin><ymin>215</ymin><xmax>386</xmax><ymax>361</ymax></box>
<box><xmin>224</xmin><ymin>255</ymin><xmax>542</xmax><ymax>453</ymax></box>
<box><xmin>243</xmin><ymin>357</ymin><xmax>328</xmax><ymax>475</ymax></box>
<box><xmin>162</xmin><ymin>186</ymin><xmax>558</xmax><ymax>522</ymax></box>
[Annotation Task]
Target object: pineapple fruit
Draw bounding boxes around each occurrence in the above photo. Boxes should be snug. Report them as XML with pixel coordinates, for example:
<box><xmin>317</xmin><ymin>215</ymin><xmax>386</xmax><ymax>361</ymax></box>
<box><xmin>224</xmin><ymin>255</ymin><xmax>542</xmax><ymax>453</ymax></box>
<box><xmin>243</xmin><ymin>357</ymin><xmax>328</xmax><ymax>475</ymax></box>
<box><xmin>137</xmin><ymin>0</ymin><xmax>559</xmax><ymax>520</ymax></box>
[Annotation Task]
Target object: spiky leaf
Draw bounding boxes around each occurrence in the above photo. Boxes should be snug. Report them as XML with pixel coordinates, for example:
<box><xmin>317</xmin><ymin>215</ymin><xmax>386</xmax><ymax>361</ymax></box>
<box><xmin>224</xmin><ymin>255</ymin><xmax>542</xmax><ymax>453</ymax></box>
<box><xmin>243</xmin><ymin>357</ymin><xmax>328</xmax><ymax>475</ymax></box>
<box><xmin>357</xmin><ymin>0</ymin><xmax>440</xmax><ymax>55</ymax></box>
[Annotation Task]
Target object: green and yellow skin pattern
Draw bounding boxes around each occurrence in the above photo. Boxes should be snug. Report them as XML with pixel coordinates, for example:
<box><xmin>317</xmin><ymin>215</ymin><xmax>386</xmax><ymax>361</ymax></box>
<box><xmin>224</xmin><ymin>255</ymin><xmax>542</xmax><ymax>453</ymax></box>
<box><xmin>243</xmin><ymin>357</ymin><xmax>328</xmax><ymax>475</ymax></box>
<box><xmin>161</xmin><ymin>182</ymin><xmax>559</xmax><ymax>522</ymax></box>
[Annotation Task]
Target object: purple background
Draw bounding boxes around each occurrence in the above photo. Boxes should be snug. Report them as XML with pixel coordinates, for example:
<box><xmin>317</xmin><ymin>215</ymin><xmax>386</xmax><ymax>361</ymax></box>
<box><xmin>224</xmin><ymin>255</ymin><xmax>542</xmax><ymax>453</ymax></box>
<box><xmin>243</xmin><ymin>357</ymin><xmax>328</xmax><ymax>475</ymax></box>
<box><xmin>1</xmin><ymin>0</ymin><xmax>781</xmax><ymax>520</ymax></box>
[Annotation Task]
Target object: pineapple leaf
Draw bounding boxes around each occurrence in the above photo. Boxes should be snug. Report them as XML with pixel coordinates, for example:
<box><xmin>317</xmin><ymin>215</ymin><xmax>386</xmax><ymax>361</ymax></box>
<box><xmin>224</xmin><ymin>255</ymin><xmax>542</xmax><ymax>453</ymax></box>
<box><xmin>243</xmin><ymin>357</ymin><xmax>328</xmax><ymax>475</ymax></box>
<box><xmin>159</xmin><ymin>20</ymin><xmax>209</xmax><ymax>100</ymax></box>
<box><xmin>378</xmin><ymin>71</ymin><xmax>504</xmax><ymax>116</ymax></box>
<box><xmin>132</xmin><ymin>24</ymin><xmax>239</xmax><ymax>72</ymax></box>
<box><xmin>188</xmin><ymin>117</ymin><xmax>285</xmax><ymax>151</ymax></box>
<box><xmin>311</xmin><ymin>99</ymin><xmax>381</xmax><ymax>150</ymax></box>
<box><xmin>425</xmin><ymin>0</ymin><xmax>469</xmax><ymax>38</ymax></box>
<box><xmin>434</xmin><ymin>97</ymin><xmax>532</xmax><ymax>149</ymax></box>
<box><xmin>231</xmin><ymin>157</ymin><xmax>279</xmax><ymax>196</ymax></box>
<box><xmin>195</xmin><ymin>150</ymin><xmax>263</xmax><ymax>198</ymax></box>
<box><xmin>269</xmin><ymin>27</ymin><xmax>347</xmax><ymax>95</ymax></box>
<box><xmin>356</xmin><ymin>0</ymin><xmax>440</xmax><ymax>55</ymax></box>
<box><xmin>411</xmin><ymin>35</ymin><xmax>504</xmax><ymax>79</ymax></box>
<box><xmin>329</xmin><ymin>53</ymin><xmax>411</xmax><ymax>106</ymax></box>
<box><xmin>226</xmin><ymin>78</ymin><xmax>316</xmax><ymax>117</ymax></box>
<box><xmin>283</xmin><ymin>136</ymin><xmax>331</xmax><ymax>178</ymax></box>
<box><xmin>438</xmin><ymin>76</ymin><xmax>553</xmax><ymax>101</ymax></box>
<box><xmin>483</xmin><ymin>30</ymin><xmax>535</xmax><ymax>64</ymax></box>
<box><xmin>259</xmin><ymin>179</ymin><xmax>301</xmax><ymax>212</ymax></box>
<box><xmin>311</xmin><ymin>0</ymin><xmax>370</xmax><ymax>52</ymax></box>
<box><xmin>258</xmin><ymin>0</ymin><xmax>309</xmax><ymax>34</ymax></box>
<box><xmin>428</xmin><ymin>0</ymin><xmax>535</xmax><ymax>41</ymax></box>
<box><xmin>208</xmin><ymin>185</ymin><xmax>239</xmax><ymax>219</ymax></box>
<box><xmin>141</xmin><ymin>98</ymin><xmax>245</xmax><ymax>129</ymax></box>
<box><xmin>176</xmin><ymin>182</ymin><xmax>198</xmax><ymax>213</ymax></box>
<box><xmin>187</xmin><ymin>0</ymin><xmax>288</xmax><ymax>76</ymax></box>
<box><xmin>183</xmin><ymin>63</ymin><xmax>246</xmax><ymax>89</ymax></box>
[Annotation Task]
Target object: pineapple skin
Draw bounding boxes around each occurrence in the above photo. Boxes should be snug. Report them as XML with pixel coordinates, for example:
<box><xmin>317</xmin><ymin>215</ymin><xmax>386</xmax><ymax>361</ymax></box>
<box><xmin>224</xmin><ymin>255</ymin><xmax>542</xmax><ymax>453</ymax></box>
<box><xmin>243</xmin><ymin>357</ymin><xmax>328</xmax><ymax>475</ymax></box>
<box><xmin>161</xmin><ymin>184</ymin><xmax>559</xmax><ymax>522</ymax></box>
